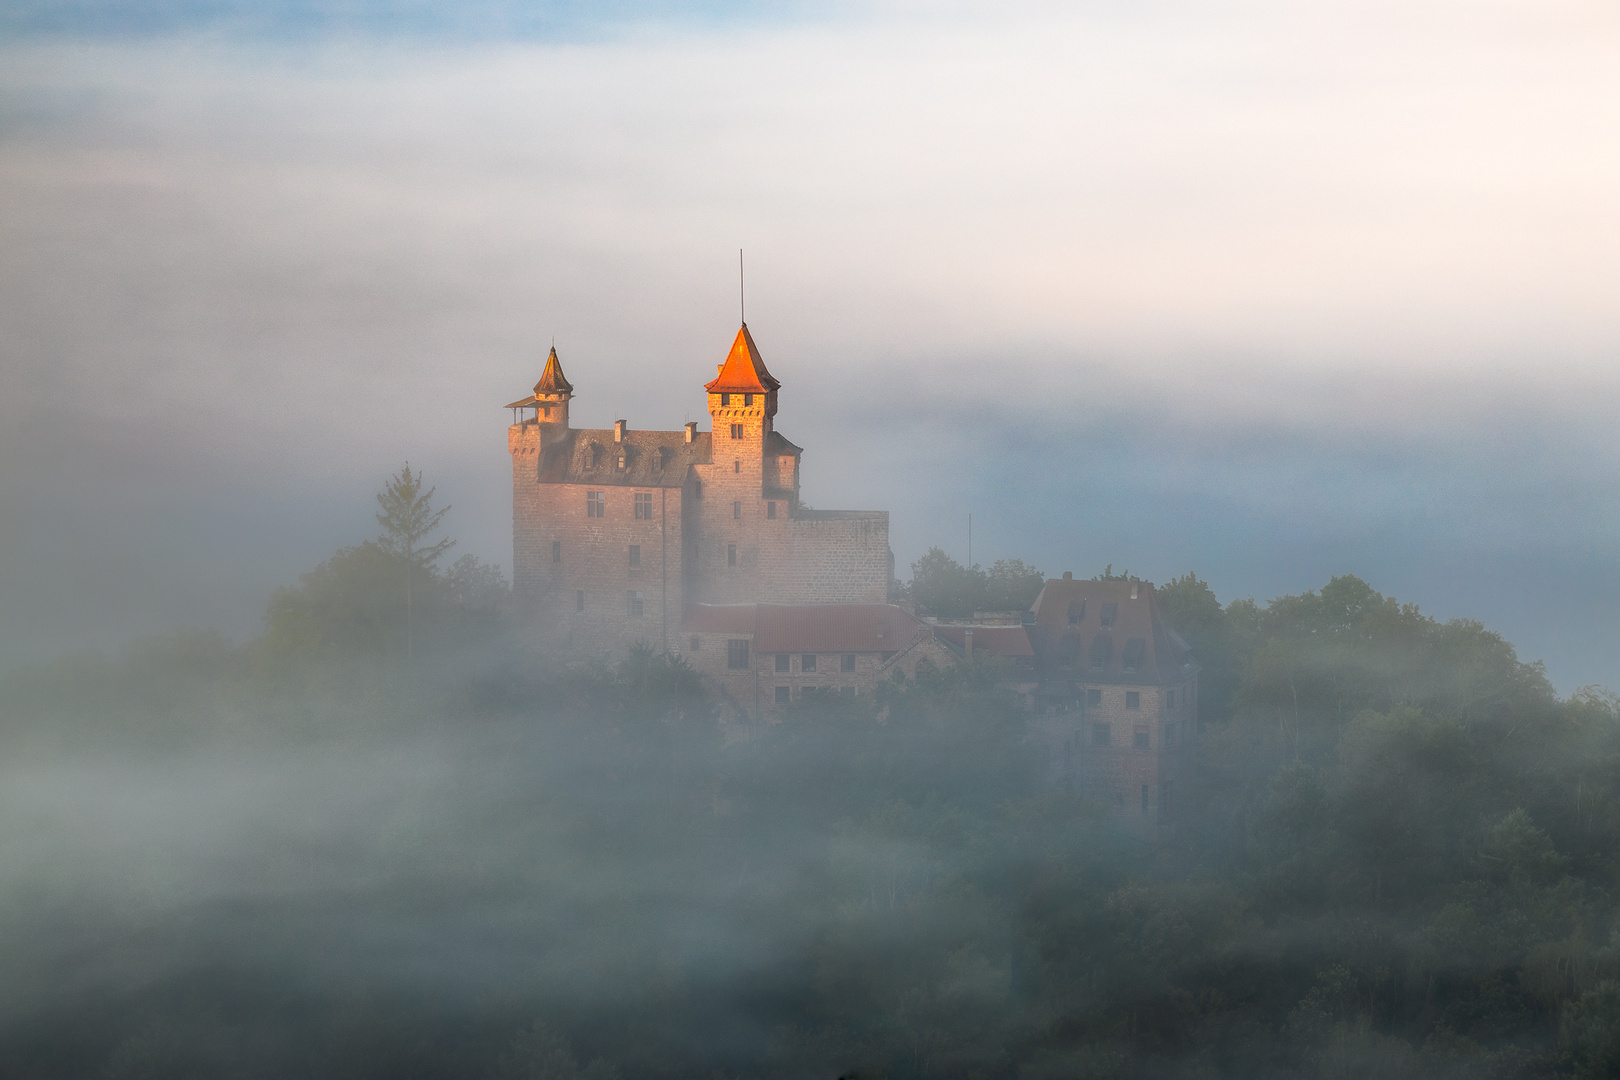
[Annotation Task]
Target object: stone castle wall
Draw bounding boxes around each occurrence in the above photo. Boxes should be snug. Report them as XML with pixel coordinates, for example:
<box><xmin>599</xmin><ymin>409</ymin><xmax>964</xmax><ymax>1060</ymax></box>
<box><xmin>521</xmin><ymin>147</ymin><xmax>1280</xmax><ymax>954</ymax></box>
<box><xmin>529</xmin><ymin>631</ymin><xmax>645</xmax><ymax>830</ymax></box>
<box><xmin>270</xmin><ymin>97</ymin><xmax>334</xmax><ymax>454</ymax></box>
<box><xmin>511</xmin><ymin>423</ymin><xmax>686</xmax><ymax>652</ymax></box>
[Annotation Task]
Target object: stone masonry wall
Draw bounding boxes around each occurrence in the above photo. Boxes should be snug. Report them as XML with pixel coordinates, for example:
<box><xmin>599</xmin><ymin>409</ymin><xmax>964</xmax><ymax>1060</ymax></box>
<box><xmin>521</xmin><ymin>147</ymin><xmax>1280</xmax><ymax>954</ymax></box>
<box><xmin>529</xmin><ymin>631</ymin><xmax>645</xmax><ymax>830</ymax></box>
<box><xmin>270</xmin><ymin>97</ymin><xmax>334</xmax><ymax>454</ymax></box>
<box><xmin>1029</xmin><ymin>678</ymin><xmax>1199</xmax><ymax>835</ymax></box>
<box><xmin>511</xmin><ymin>423</ymin><xmax>685</xmax><ymax>653</ymax></box>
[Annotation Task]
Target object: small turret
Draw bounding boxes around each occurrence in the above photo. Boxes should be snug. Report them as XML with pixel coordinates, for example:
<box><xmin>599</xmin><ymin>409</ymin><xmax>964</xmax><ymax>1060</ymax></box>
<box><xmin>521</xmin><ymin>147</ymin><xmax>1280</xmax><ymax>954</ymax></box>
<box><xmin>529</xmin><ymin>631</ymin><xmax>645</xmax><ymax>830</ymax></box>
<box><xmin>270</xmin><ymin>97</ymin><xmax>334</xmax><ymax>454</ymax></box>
<box><xmin>506</xmin><ymin>345</ymin><xmax>573</xmax><ymax>429</ymax></box>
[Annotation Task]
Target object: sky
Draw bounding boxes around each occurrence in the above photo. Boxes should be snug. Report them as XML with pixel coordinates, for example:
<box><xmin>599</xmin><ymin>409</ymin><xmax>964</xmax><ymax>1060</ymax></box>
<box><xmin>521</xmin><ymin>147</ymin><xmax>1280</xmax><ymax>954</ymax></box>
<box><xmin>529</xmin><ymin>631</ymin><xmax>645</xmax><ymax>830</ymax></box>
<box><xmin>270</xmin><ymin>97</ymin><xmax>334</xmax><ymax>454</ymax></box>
<box><xmin>1</xmin><ymin>0</ymin><xmax>1617</xmax><ymax>690</ymax></box>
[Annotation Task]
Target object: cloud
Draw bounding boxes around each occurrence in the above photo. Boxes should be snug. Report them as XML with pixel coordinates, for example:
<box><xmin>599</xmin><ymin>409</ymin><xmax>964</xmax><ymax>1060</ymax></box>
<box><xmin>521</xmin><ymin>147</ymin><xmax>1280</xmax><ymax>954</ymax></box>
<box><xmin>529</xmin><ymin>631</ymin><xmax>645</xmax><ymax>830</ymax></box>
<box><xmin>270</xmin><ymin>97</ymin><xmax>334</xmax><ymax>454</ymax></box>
<box><xmin>0</xmin><ymin>3</ymin><xmax>1616</xmax><ymax>685</ymax></box>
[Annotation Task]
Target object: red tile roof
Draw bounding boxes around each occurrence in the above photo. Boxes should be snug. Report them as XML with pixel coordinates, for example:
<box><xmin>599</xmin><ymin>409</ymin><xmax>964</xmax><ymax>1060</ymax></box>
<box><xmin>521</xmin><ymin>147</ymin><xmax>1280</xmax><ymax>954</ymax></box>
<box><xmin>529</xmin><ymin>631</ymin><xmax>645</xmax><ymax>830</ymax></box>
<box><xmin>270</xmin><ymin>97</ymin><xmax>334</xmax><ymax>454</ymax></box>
<box><xmin>705</xmin><ymin>324</ymin><xmax>780</xmax><ymax>394</ymax></box>
<box><xmin>1026</xmin><ymin>579</ymin><xmax>1195</xmax><ymax>683</ymax></box>
<box><xmin>684</xmin><ymin>603</ymin><xmax>926</xmax><ymax>652</ymax></box>
<box><xmin>930</xmin><ymin>624</ymin><xmax>1035</xmax><ymax>657</ymax></box>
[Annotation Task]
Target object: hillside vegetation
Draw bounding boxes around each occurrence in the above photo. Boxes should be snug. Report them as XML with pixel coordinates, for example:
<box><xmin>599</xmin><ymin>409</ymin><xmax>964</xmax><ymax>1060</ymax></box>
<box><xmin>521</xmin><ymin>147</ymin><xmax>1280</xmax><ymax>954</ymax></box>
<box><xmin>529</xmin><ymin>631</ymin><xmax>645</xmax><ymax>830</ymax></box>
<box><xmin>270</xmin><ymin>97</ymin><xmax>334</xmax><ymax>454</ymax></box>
<box><xmin>0</xmin><ymin>549</ymin><xmax>1616</xmax><ymax>1079</ymax></box>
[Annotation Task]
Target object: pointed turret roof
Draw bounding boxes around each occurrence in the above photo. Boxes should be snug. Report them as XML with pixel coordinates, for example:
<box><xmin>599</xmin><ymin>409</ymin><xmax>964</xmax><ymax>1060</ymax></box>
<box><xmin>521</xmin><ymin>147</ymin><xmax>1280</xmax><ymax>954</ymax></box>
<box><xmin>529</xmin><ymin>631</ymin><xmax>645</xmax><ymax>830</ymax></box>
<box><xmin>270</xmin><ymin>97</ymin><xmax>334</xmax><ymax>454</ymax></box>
<box><xmin>705</xmin><ymin>324</ymin><xmax>780</xmax><ymax>393</ymax></box>
<box><xmin>533</xmin><ymin>346</ymin><xmax>573</xmax><ymax>395</ymax></box>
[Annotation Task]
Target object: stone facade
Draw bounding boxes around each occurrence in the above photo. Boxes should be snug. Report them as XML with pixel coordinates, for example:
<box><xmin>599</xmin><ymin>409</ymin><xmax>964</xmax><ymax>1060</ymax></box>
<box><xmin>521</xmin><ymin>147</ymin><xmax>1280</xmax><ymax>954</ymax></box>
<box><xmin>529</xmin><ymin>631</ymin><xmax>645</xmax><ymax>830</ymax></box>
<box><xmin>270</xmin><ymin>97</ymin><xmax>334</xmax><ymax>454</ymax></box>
<box><xmin>507</xmin><ymin>327</ymin><xmax>892</xmax><ymax>655</ymax></box>
<box><xmin>1022</xmin><ymin>576</ymin><xmax>1201</xmax><ymax>836</ymax></box>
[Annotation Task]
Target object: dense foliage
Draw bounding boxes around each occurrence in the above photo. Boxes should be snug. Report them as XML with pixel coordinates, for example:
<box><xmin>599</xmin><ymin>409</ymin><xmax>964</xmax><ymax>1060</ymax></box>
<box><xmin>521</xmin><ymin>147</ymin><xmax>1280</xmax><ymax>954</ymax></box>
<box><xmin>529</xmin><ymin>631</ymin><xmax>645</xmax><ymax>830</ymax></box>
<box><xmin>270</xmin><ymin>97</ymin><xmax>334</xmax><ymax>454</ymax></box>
<box><xmin>0</xmin><ymin>551</ymin><xmax>1616</xmax><ymax>1078</ymax></box>
<box><xmin>901</xmin><ymin>548</ymin><xmax>1046</xmax><ymax>617</ymax></box>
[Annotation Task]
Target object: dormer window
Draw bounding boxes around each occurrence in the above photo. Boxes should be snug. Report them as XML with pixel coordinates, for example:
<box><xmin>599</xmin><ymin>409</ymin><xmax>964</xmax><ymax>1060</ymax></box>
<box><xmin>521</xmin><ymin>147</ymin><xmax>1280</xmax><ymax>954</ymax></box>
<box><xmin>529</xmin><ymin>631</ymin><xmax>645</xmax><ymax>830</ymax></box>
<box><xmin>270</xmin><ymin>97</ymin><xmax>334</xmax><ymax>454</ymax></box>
<box><xmin>616</xmin><ymin>453</ymin><xmax>627</xmax><ymax>470</ymax></box>
<box><xmin>1089</xmin><ymin>634</ymin><xmax>1113</xmax><ymax>670</ymax></box>
<box><xmin>1099</xmin><ymin>602</ymin><xmax>1118</xmax><ymax>628</ymax></box>
<box><xmin>1122</xmin><ymin>637</ymin><xmax>1147</xmax><ymax>671</ymax></box>
<box><xmin>1067</xmin><ymin>599</ymin><xmax>1086</xmax><ymax>626</ymax></box>
<box><xmin>587</xmin><ymin>444</ymin><xmax>603</xmax><ymax>470</ymax></box>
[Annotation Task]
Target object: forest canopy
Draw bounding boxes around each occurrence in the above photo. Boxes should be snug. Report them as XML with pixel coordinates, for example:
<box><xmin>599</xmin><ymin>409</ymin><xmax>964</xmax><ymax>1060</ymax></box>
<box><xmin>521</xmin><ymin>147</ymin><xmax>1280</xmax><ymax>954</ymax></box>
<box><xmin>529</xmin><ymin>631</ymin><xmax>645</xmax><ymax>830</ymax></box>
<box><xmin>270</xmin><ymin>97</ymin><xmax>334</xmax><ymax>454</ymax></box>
<box><xmin>0</xmin><ymin>508</ymin><xmax>1616</xmax><ymax>1080</ymax></box>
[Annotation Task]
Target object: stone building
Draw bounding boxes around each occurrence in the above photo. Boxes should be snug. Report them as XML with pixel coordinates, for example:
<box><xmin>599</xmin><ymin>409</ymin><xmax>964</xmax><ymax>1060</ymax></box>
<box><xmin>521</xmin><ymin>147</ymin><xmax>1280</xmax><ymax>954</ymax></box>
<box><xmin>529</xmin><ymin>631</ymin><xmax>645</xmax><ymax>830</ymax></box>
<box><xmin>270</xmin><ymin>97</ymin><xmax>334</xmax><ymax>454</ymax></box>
<box><xmin>506</xmin><ymin>324</ymin><xmax>892</xmax><ymax>655</ymax></box>
<box><xmin>504</xmin><ymin>324</ymin><xmax>1200</xmax><ymax>833</ymax></box>
<box><xmin>681</xmin><ymin>602</ymin><xmax>1035</xmax><ymax>720</ymax></box>
<box><xmin>1022</xmin><ymin>575</ymin><xmax>1200</xmax><ymax>833</ymax></box>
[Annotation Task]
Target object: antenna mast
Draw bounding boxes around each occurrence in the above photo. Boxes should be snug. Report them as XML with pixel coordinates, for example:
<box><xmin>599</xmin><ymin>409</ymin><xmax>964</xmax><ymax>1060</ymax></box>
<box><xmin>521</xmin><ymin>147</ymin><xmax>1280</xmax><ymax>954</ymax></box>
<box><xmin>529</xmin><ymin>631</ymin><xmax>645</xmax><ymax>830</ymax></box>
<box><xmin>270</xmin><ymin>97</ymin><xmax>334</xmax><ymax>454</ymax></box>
<box><xmin>739</xmin><ymin>248</ymin><xmax>745</xmax><ymax>325</ymax></box>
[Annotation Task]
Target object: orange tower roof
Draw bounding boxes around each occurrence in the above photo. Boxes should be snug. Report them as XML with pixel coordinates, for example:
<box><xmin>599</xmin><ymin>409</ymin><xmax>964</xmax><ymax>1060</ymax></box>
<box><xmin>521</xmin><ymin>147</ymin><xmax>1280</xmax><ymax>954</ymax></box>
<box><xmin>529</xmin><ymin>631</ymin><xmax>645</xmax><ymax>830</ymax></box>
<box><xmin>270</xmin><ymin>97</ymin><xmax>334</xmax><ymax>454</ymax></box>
<box><xmin>705</xmin><ymin>324</ymin><xmax>781</xmax><ymax>393</ymax></box>
<box><xmin>533</xmin><ymin>346</ymin><xmax>573</xmax><ymax>395</ymax></box>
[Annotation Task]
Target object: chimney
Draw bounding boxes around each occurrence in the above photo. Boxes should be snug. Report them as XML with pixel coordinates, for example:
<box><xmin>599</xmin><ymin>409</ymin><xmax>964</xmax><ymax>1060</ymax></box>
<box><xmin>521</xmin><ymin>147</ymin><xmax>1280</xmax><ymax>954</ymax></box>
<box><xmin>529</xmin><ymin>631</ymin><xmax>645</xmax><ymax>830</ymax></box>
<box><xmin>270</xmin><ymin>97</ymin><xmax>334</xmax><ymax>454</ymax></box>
<box><xmin>964</xmin><ymin>628</ymin><xmax>974</xmax><ymax>660</ymax></box>
<box><xmin>1130</xmin><ymin>582</ymin><xmax>1139</xmax><ymax>600</ymax></box>
<box><xmin>685</xmin><ymin>422</ymin><xmax>697</xmax><ymax>443</ymax></box>
<box><xmin>614</xmin><ymin>419</ymin><xmax>627</xmax><ymax>443</ymax></box>
<box><xmin>1062</xmin><ymin>571</ymin><xmax>1073</xmax><ymax>581</ymax></box>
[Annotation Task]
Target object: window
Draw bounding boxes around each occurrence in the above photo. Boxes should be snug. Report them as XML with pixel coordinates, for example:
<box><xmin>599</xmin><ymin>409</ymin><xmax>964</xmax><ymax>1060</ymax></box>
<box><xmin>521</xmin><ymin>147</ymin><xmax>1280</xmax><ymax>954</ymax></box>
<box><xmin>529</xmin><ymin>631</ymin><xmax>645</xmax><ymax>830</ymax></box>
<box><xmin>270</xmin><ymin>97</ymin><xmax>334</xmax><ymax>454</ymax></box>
<box><xmin>1099</xmin><ymin>602</ymin><xmax>1118</xmax><ymax>627</ymax></box>
<box><xmin>616</xmin><ymin>453</ymin><xmax>626</xmax><ymax>470</ymax></box>
<box><xmin>1166</xmin><ymin>689</ymin><xmax>1176</xmax><ymax>708</ymax></box>
<box><xmin>733</xmin><ymin>460</ymin><xmax>740</xmax><ymax>474</ymax></box>
<box><xmin>841</xmin><ymin>653</ymin><xmax>856</xmax><ymax>673</ymax></box>
<box><xmin>575</xmin><ymin>590</ymin><xmax>584</xmax><ymax>612</ymax></box>
<box><xmin>1089</xmin><ymin>635</ymin><xmax>1113</xmax><ymax>669</ymax></box>
<box><xmin>1164</xmin><ymin>723</ymin><xmax>1174</xmax><ymax>747</ymax></box>
<box><xmin>1142</xmin><ymin>784</ymin><xmax>1151</xmax><ymax>813</ymax></box>
<box><xmin>1134</xmin><ymin>727</ymin><xmax>1150</xmax><ymax>749</ymax></box>
<box><xmin>1162</xmin><ymin>780</ymin><xmax>1172</xmax><ymax>815</ymax></box>
<box><xmin>628</xmin><ymin>545</ymin><xmax>640</xmax><ymax>567</ymax></box>
<box><xmin>775</xmin><ymin>686</ymin><xmax>791</xmax><ymax>705</ymax></box>
<box><xmin>1086</xmin><ymin>688</ymin><xmax>1102</xmax><ymax>706</ymax></box>
<box><xmin>693</xmin><ymin>480</ymin><xmax>702</xmax><ymax>498</ymax></box>
<box><xmin>1123</xmin><ymin>637</ymin><xmax>1147</xmax><ymax>671</ymax></box>
<box><xmin>720</xmin><ymin>393</ymin><xmax>730</xmax><ymax>406</ymax></box>
<box><xmin>551</xmin><ymin>540</ymin><xmax>561</xmax><ymax>563</ymax></box>
<box><xmin>730</xmin><ymin>423</ymin><xmax>744</xmax><ymax>439</ymax></box>
<box><xmin>743</xmin><ymin>393</ymin><xmax>753</xmax><ymax>406</ymax></box>
<box><xmin>541</xmin><ymin>405</ymin><xmax>551</xmax><ymax>417</ymax></box>
<box><xmin>727</xmin><ymin>544</ymin><xmax>737</xmax><ymax>566</ymax></box>
<box><xmin>1126</xmin><ymin>691</ymin><xmax>1140</xmax><ymax>709</ymax></box>
<box><xmin>586</xmin><ymin>491</ymin><xmax>604</xmax><ymax>517</ymax></box>
<box><xmin>1092</xmin><ymin>723</ymin><xmax>1111</xmax><ymax>747</ymax></box>
<box><xmin>733</xmin><ymin>501</ymin><xmax>742</xmax><ymax>519</ymax></box>
<box><xmin>727</xmin><ymin>640</ymin><xmax>749</xmax><ymax>669</ymax></box>
<box><xmin>587</xmin><ymin>444</ymin><xmax>603</xmax><ymax>469</ymax></box>
<box><xmin>689</xmin><ymin>636</ymin><xmax>700</xmax><ymax>651</ymax></box>
<box><xmin>626</xmin><ymin>590</ymin><xmax>644</xmax><ymax>616</ymax></box>
<box><xmin>801</xmin><ymin>654</ymin><xmax>817</xmax><ymax>672</ymax></box>
<box><xmin>767</xmin><ymin>501</ymin><xmax>776</xmax><ymax>520</ymax></box>
<box><xmin>1067</xmin><ymin>599</ymin><xmax>1086</xmax><ymax>626</ymax></box>
<box><xmin>776</xmin><ymin>653</ymin><xmax>790</xmax><ymax>673</ymax></box>
<box><xmin>634</xmin><ymin>492</ymin><xmax>653</xmax><ymax>519</ymax></box>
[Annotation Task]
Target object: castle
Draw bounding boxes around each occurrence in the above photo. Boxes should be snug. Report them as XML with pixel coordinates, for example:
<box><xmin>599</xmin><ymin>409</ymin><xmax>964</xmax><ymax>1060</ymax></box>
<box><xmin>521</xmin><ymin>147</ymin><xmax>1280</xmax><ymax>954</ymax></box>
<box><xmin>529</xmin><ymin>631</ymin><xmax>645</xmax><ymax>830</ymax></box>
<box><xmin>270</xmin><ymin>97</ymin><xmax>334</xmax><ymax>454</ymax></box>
<box><xmin>506</xmin><ymin>324</ymin><xmax>892</xmax><ymax>652</ymax></box>
<box><xmin>507</xmin><ymin>324</ymin><xmax>1198</xmax><ymax>832</ymax></box>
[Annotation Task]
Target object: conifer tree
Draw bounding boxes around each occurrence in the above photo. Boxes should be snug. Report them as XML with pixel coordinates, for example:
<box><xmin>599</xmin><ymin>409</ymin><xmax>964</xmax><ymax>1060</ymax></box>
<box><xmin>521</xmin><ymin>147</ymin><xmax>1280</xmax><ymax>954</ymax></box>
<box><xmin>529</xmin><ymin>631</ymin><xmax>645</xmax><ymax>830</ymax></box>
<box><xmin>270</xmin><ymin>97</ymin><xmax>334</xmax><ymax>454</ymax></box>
<box><xmin>375</xmin><ymin>463</ymin><xmax>454</xmax><ymax>660</ymax></box>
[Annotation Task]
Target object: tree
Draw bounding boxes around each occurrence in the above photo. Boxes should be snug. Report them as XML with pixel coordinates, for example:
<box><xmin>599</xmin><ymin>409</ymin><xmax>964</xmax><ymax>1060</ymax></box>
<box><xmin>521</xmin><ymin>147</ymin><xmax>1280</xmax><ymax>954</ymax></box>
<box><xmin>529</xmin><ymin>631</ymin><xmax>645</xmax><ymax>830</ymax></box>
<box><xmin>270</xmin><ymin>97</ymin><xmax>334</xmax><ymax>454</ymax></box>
<box><xmin>981</xmin><ymin>558</ymin><xmax>1045</xmax><ymax>612</ymax></box>
<box><xmin>907</xmin><ymin>547</ymin><xmax>982</xmax><ymax>618</ymax></box>
<box><xmin>375</xmin><ymin>464</ymin><xmax>454</xmax><ymax>660</ymax></box>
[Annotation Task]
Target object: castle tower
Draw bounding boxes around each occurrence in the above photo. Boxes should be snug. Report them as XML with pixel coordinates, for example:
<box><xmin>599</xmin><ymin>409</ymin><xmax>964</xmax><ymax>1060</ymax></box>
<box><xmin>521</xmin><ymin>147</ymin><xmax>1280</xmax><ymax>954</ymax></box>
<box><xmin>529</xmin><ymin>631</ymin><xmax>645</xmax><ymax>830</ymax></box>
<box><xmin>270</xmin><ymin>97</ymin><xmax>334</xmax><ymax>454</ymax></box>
<box><xmin>705</xmin><ymin>324</ymin><xmax>778</xmax><ymax>440</ymax></box>
<box><xmin>531</xmin><ymin>345</ymin><xmax>573</xmax><ymax>429</ymax></box>
<box><xmin>505</xmin><ymin>345</ymin><xmax>574</xmax><ymax>433</ymax></box>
